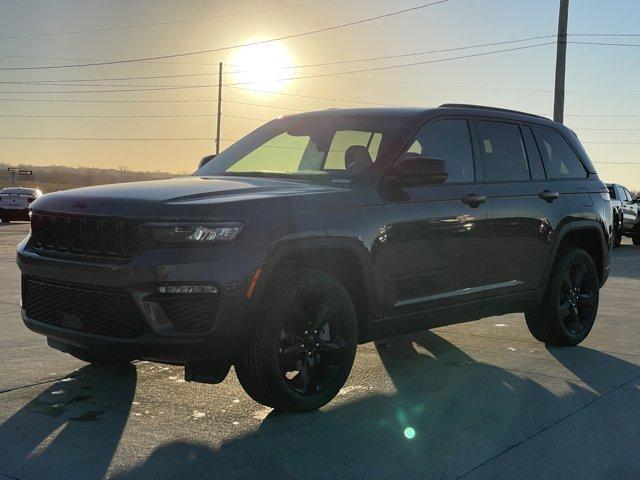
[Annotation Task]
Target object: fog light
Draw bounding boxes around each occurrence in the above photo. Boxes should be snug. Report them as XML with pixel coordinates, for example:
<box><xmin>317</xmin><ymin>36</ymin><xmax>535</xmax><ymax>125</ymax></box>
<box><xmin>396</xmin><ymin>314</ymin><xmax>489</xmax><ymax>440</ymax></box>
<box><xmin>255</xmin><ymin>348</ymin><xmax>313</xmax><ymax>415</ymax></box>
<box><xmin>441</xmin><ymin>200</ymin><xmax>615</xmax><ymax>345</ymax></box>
<box><xmin>158</xmin><ymin>285</ymin><xmax>218</xmax><ymax>294</ymax></box>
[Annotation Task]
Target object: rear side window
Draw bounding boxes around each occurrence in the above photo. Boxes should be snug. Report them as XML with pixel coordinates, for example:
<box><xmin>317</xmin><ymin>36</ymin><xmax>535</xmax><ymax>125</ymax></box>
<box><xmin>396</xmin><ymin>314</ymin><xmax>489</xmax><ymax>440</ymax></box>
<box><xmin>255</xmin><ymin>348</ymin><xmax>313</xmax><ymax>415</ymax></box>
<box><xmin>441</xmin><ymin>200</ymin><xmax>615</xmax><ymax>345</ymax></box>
<box><xmin>533</xmin><ymin>127</ymin><xmax>587</xmax><ymax>179</ymax></box>
<box><xmin>476</xmin><ymin>121</ymin><xmax>530</xmax><ymax>181</ymax></box>
<box><xmin>405</xmin><ymin>119</ymin><xmax>474</xmax><ymax>183</ymax></box>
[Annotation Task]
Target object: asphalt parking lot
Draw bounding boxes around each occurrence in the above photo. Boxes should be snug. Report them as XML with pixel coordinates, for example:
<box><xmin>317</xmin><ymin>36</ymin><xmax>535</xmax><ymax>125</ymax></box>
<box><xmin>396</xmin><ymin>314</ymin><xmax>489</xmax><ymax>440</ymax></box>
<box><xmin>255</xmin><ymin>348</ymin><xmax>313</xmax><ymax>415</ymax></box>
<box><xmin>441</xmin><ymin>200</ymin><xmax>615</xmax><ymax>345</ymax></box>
<box><xmin>0</xmin><ymin>221</ymin><xmax>639</xmax><ymax>480</ymax></box>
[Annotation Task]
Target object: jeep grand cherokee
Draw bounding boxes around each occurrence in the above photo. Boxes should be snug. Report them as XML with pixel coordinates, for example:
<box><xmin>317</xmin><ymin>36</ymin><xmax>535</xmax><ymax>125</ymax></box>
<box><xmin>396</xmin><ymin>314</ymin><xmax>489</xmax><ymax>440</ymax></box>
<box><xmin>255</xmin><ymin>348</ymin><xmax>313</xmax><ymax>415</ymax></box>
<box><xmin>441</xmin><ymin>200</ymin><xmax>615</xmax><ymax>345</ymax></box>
<box><xmin>17</xmin><ymin>104</ymin><xmax>612</xmax><ymax>412</ymax></box>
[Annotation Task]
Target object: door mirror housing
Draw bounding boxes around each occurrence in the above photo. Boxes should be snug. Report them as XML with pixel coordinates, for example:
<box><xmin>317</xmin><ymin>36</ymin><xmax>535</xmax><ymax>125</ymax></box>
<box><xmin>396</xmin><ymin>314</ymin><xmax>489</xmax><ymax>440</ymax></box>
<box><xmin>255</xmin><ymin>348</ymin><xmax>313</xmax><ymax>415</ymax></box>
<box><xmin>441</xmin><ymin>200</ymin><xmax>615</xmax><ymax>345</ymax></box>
<box><xmin>199</xmin><ymin>154</ymin><xmax>216</xmax><ymax>169</ymax></box>
<box><xmin>387</xmin><ymin>154</ymin><xmax>448</xmax><ymax>186</ymax></box>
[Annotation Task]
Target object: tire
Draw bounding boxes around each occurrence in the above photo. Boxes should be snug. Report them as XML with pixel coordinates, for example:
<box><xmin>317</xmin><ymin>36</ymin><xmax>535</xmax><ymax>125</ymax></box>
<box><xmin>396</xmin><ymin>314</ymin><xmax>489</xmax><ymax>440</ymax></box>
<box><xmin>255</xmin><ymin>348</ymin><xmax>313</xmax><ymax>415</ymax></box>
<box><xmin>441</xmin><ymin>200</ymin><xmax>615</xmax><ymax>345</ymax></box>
<box><xmin>235</xmin><ymin>269</ymin><xmax>358</xmax><ymax>412</ymax></box>
<box><xmin>1</xmin><ymin>219</ymin><xmax>9</xmax><ymax>224</ymax></box>
<box><xmin>633</xmin><ymin>235</ymin><xmax>640</xmax><ymax>246</ymax></box>
<box><xmin>525</xmin><ymin>247</ymin><xmax>599</xmax><ymax>346</ymax></box>
<box><xmin>68</xmin><ymin>349</ymin><xmax>132</xmax><ymax>366</ymax></box>
<box><xmin>612</xmin><ymin>216</ymin><xmax>622</xmax><ymax>248</ymax></box>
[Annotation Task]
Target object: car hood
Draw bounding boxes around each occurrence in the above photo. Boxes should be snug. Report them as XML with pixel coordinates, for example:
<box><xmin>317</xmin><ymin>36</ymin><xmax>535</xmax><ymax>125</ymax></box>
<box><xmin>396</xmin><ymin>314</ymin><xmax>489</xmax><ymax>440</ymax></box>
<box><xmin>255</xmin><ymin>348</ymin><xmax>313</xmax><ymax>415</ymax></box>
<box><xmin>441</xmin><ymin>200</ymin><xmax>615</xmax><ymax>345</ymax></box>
<box><xmin>30</xmin><ymin>175</ymin><xmax>354</xmax><ymax>219</ymax></box>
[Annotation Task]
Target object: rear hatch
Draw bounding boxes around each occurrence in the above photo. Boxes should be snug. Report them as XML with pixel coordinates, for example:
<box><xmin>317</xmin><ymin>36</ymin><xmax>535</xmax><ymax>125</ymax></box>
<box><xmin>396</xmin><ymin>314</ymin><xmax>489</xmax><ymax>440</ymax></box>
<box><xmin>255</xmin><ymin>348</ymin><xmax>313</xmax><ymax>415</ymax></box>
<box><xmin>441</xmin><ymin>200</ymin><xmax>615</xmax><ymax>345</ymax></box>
<box><xmin>0</xmin><ymin>191</ymin><xmax>33</xmax><ymax>210</ymax></box>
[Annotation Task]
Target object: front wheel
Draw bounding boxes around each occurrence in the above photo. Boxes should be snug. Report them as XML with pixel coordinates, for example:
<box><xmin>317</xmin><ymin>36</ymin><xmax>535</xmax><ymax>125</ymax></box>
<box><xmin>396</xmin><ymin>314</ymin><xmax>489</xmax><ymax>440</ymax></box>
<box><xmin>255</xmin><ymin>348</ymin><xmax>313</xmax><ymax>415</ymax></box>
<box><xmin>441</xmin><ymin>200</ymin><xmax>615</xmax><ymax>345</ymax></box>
<box><xmin>525</xmin><ymin>247</ymin><xmax>599</xmax><ymax>346</ymax></box>
<box><xmin>235</xmin><ymin>269</ymin><xmax>358</xmax><ymax>412</ymax></box>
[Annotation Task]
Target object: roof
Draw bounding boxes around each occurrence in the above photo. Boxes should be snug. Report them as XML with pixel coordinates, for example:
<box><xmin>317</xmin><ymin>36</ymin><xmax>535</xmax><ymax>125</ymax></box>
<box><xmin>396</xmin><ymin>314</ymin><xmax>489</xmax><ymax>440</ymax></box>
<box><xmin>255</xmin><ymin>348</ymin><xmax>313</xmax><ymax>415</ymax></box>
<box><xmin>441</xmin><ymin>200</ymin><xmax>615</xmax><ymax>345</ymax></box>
<box><xmin>281</xmin><ymin>104</ymin><xmax>557</xmax><ymax>126</ymax></box>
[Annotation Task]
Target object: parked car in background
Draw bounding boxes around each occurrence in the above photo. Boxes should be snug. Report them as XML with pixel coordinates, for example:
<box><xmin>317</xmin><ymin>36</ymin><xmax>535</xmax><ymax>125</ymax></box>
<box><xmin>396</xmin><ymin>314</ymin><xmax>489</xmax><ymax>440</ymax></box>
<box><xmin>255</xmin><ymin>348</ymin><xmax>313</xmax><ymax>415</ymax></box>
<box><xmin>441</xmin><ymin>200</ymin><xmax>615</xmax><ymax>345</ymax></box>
<box><xmin>0</xmin><ymin>187</ymin><xmax>42</xmax><ymax>223</ymax></box>
<box><xmin>607</xmin><ymin>183</ymin><xmax>639</xmax><ymax>247</ymax></box>
<box><xmin>18</xmin><ymin>105</ymin><xmax>612</xmax><ymax>412</ymax></box>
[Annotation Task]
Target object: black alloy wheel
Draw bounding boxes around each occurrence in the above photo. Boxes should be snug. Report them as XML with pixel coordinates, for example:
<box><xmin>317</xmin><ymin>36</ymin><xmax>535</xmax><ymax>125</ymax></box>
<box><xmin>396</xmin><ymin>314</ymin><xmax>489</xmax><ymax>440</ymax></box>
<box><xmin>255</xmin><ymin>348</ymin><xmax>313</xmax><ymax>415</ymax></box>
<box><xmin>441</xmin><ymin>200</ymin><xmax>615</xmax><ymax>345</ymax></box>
<box><xmin>525</xmin><ymin>247</ymin><xmax>599</xmax><ymax>346</ymax></box>
<box><xmin>235</xmin><ymin>269</ymin><xmax>358</xmax><ymax>412</ymax></box>
<box><xmin>278</xmin><ymin>291</ymin><xmax>349</xmax><ymax>395</ymax></box>
<box><xmin>558</xmin><ymin>261</ymin><xmax>597</xmax><ymax>336</ymax></box>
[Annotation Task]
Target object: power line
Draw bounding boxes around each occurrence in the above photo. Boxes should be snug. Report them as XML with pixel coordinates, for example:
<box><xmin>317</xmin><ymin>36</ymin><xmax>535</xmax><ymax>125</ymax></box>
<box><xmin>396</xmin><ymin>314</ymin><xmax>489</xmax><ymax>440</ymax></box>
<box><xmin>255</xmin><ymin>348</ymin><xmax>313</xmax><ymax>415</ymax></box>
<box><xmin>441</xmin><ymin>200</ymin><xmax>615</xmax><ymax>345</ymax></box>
<box><xmin>223</xmin><ymin>42</ymin><xmax>556</xmax><ymax>86</ymax></box>
<box><xmin>569</xmin><ymin>33</ymin><xmax>640</xmax><ymax>37</ymax></box>
<box><xmin>0</xmin><ymin>0</ymin><xmax>334</xmax><ymax>40</ymax></box>
<box><xmin>0</xmin><ymin>136</ymin><xmax>235</xmax><ymax>141</ymax></box>
<box><xmin>0</xmin><ymin>0</ymin><xmax>449</xmax><ymax>71</ymax></box>
<box><xmin>570</xmin><ymin>41</ymin><xmax>640</xmax><ymax>48</ymax></box>
<box><xmin>0</xmin><ymin>42</ymin><xmax>555</xmax><ymax>94</ymax></box>
<box><xmin>0</xmin><ymin>34</ymin><xmax>554</xmax><ymax>85</ymax></box>
<box><xmin>224</xmin><ymin>34</ymin><xmax>557</xmax><ymax>72</ymax></box>
<box><xmin>0</xmin><ymin>113</ymin><xmax>268</xmax><ymax>121</ymax></box>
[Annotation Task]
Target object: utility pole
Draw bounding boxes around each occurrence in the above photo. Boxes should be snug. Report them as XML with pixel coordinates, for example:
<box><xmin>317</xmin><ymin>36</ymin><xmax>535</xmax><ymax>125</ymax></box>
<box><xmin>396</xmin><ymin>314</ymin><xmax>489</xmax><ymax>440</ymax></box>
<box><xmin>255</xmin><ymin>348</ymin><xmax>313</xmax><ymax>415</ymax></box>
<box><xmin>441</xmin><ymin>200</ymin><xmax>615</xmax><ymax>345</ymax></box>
<box><xmin>215</xmin><ymin>62</ymin><xmax>222</xmax><ymax>155</ymax></box>
<box><xmin>553</xmin><ymin>0</ymin><xmax>569</xmax><ymax>123</ymax></box>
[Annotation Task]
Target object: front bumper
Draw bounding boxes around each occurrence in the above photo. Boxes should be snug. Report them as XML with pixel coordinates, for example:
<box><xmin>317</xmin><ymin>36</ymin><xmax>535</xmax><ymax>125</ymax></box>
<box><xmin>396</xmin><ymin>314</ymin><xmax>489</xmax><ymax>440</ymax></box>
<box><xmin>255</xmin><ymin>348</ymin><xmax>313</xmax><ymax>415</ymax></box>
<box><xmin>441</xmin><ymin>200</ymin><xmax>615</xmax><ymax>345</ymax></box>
<box><xmin>22</xmin><ymin>311</ymin><xmax>237</xmax><ymax>364</ymax></box>
<box><xmin>17</xmin><ymin>235</ymin><xmax>258</xmax><ymax>365</ymax></box>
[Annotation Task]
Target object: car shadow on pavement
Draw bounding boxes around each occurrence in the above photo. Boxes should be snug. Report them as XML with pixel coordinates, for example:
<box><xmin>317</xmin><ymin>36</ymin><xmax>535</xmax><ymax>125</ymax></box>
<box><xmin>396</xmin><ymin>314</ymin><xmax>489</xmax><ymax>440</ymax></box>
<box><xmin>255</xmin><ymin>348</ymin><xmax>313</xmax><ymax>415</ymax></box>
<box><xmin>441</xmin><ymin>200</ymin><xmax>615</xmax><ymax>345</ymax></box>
<box><xmin>0</xmin><ymin>363</ymin><xmax>136</xmax><ymax>480</ymax></box>
<box><xmin>111</xmin><ymin>331</ymin><xmax>640</xmax><ymax>480</ymax></box>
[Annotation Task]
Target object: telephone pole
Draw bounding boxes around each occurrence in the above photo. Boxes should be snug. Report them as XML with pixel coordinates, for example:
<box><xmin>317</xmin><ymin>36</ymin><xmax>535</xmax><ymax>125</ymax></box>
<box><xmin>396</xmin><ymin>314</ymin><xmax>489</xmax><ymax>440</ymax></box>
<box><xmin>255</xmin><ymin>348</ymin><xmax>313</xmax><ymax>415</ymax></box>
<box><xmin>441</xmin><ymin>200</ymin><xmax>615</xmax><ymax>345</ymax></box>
<box><xmin>553</xmin><ymin>0</ymin><xmax>569</xmax><ymax>123</ymax></box>
<box><xmin>215</xmin><ymin>62</ymin><xmax>223</xmax><ymax>155</ymax></box>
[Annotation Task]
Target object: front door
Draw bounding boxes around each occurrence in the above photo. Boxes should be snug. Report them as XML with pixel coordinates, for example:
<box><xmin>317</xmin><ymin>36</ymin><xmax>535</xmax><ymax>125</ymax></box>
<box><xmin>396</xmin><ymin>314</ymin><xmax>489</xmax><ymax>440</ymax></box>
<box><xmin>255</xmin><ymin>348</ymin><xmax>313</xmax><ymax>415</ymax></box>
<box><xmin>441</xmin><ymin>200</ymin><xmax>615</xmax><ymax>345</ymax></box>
<box><xmin>382</xmin><ymin>118</ymin><xmax>491</xmax><ymax>320</ymax></box>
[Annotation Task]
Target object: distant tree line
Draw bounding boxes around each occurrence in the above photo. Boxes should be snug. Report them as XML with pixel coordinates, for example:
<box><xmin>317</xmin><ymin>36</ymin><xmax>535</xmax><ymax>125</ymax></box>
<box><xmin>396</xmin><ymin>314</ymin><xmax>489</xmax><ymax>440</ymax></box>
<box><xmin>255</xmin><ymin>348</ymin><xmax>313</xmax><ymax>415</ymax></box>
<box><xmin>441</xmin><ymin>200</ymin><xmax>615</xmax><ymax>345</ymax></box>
<box><xmin>0</xmin><ymin>163</ymin><xmax>178</xmax><ymax>193</ymax></box>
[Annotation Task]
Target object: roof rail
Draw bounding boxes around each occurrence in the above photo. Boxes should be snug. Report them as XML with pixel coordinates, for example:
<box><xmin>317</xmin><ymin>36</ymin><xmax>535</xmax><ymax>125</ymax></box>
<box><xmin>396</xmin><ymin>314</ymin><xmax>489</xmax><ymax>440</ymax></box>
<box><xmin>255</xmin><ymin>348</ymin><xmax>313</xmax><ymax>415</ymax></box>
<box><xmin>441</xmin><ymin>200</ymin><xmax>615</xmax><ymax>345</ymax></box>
<box><xmin>439</xmin><ymin>103</ymin><xmax>550</xmax><ymax>120</ymax></box>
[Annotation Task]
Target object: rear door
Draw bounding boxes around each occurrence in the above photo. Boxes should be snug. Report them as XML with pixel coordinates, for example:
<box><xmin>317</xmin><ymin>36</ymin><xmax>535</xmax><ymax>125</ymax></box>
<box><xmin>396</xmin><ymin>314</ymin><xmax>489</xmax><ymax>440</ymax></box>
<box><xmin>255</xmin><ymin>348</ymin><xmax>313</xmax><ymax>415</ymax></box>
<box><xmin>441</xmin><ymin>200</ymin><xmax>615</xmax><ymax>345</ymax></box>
<box><xmin>474</xmin><ymin>119</ymin><xmax>565</xmax><ymax>294</ymax></box>
<box><xmin>532</xmin><ymin>125</ymin><xmax>597</xmax><ymax>221</ymax></box>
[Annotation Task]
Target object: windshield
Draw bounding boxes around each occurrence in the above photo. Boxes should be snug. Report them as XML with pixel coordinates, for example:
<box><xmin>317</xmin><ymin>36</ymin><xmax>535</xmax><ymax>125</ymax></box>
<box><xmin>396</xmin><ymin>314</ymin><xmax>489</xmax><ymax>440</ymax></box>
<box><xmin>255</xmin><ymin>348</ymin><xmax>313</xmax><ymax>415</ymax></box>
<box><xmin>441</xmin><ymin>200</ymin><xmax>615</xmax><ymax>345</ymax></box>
<box><xmin>196</xmin><ymin>114</ymin><xmax>405</xmax><ymax>179</ymax></box>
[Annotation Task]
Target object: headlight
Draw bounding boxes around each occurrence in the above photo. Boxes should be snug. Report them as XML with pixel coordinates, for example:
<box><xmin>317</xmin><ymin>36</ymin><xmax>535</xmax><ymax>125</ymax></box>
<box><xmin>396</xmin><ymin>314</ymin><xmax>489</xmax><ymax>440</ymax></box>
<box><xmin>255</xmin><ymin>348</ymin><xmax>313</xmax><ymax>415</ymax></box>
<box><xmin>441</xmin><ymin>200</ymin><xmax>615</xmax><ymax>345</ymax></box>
<box><xmin>147</xmin><ymin>222</ymin><xmax>244</xmax><ymax>244</ymax></box>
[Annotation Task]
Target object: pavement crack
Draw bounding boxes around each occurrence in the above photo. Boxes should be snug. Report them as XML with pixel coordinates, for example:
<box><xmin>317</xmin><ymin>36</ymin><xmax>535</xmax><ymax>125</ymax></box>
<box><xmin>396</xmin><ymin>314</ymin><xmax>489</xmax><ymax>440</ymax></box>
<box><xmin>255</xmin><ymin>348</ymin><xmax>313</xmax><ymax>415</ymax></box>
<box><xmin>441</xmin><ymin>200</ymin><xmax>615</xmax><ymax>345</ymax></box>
<box><xmin>0</xmin><ymin>376</ymin><xmax>72</xmax><ymax>395</ymax></box>
<box><xmin>454</xmin><ymin>373</ymin><xmax>640</xmax><ymax>479</ymax></box>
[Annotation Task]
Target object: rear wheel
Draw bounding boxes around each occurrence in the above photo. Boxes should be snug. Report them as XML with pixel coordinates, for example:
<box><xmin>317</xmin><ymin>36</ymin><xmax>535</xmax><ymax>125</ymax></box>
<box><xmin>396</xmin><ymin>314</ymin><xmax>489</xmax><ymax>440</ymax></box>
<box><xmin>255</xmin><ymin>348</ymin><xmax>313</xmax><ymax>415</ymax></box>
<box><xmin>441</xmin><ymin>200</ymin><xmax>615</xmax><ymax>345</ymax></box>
<box><xmin>68</xmin><ymin>349</ymin><xmax>132</xmax><ymax>366</ymax></box>
<box><xmin>525</xmin><ymin>247</ymin><xmax>599</xmax><ymax>346</ymax></box>
<box><xmin>235</xmin><ymin>269</ymin><xmax>358</xmax><ymax>412</ymax></box>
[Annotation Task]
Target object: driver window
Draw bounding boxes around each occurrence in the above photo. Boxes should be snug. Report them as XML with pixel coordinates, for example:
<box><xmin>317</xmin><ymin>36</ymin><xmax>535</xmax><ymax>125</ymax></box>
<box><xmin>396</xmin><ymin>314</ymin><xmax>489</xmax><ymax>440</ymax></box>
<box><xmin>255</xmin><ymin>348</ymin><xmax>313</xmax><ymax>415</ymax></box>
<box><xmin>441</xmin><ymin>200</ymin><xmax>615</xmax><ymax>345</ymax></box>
<box><xmin>405</xmin><ymin>119</ymin><xmax>475</xmax><ymax>183</ymax></box>
<box><xmin>324</xmin><ymin>130</ymin><xmax>382</xmax><ymax>170</ymax></box>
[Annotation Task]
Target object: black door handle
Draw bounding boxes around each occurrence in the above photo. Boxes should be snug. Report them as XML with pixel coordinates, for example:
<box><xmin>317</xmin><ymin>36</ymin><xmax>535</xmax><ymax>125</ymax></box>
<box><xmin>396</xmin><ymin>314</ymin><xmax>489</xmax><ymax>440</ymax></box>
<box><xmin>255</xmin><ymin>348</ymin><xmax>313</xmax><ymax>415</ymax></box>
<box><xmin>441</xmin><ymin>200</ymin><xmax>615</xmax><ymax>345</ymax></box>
<box><xmin>538</xmin><ymin>190</ymin><xmax>560</xmax><ymax>203</ymax></box>
<box><xmin>461</xmin><ymin>194</ymin><xmax>487</xmax><ymax>208</ymax></box>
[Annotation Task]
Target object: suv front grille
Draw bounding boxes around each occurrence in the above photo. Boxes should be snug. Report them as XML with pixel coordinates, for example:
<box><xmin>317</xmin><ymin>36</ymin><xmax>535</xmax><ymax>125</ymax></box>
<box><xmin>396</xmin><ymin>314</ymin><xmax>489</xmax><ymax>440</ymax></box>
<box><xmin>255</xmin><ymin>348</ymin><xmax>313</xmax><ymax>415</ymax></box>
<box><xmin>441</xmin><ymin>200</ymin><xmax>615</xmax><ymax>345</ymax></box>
<box><xmin>31</xmin><ymin>213</ymin><xmax>139</xmax><ymax>259</ymax></box>
<box><xmin>23</xmin><ymin>276</ymin><xmax>150</xmax><ymax>338</ymax></box>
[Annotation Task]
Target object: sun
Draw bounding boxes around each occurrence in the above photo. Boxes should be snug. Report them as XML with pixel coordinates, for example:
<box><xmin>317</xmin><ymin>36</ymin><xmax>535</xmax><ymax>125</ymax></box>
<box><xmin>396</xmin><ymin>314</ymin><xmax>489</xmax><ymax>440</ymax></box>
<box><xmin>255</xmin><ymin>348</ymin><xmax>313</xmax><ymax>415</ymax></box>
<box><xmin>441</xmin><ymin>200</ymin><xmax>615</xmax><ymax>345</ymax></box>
<box><xmin>230</xmin><ymin>42</ymin><xmax>294</xmax><ymax>92</ymax></box>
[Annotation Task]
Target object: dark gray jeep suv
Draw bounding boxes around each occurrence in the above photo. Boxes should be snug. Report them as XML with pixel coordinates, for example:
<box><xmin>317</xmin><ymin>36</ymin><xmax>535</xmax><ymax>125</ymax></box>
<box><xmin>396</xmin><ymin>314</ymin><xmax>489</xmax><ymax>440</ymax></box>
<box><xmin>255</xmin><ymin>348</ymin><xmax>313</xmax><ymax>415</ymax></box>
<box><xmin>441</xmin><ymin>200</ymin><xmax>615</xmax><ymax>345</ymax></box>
<box><xmin>17</xmin><ymin>104</ymin><xmax>612</xmax><ymax>412</ymax></box>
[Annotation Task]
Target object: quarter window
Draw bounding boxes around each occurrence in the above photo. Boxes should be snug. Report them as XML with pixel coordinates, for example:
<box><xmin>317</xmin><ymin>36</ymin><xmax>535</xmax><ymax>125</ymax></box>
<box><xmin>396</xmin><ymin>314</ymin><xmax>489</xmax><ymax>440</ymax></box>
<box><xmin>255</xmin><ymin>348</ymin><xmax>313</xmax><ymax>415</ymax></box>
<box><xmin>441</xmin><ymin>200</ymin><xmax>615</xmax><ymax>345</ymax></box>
<box><xmin>533</xmin><ymin>127</ymin><xmax>587</xmax><ymax>179</ymax></box>
<box><xmin>476</xmin><ymin>121</ymin><xmax>530</xmax><ymax>181</ymax></box>
<box><xmin>405</xmin><ymin>119</ymin><xmax>474</xmax><ymax>183</ymax></box>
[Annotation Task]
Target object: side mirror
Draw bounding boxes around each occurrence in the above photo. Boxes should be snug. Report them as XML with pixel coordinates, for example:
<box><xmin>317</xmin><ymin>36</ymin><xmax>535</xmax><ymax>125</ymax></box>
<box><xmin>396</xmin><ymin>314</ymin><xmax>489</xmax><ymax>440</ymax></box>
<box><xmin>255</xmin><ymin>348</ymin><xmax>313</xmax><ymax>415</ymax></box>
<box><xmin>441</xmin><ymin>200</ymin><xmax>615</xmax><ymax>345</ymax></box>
<box><xmin>199</xmin><ymin>154</ymin><xmax>216</xmax><ymax>169</ymax></box>
<box><xmin>387</xmin><ymin>154</ymin><xmax>448</xmax><ymax>186</ymax></box>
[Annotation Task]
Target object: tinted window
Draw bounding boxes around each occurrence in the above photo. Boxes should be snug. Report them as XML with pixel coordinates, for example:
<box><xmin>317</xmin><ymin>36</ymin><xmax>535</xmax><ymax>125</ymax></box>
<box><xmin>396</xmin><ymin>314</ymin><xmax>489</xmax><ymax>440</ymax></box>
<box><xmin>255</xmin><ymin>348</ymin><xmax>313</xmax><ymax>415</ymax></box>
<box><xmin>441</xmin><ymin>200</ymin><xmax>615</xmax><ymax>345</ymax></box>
<box><xmin>608</xmin><ymin>186</ymin><xmax>616</xmax><ymax>199</ymax></box>
<box><xmin>533</xmin><ymin>127</ymin><xmax>587</xmax><ymax>179</ymax></box>
<box><xmin>476</xmin><ymin>121</ymin><xmax>530</xmax><ymax>181</ymax></box>
<box><xmin>623</xmin><ymin>188</ymin><xmax>632</xmax><ymax>202</ymax></box>
<box><xmin>406</xmin><ymin>119</ymin><xmax>474</xmax><ymax>183</ymax></box>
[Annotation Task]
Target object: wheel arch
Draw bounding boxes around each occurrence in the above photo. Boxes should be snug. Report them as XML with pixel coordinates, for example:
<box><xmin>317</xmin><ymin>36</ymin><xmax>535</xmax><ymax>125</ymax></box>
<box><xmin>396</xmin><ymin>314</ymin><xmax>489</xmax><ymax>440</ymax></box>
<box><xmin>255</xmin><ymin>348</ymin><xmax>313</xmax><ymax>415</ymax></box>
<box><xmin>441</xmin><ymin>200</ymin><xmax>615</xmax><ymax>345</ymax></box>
<box><xmin>545</xmin><ymin>220</ymin><xmax>609</xmax><ymax>287</ymax></box>
<box><xmin>246</xmin><ymin>235</ymin><xmax>383</xmax><ymax>342</ymax></box>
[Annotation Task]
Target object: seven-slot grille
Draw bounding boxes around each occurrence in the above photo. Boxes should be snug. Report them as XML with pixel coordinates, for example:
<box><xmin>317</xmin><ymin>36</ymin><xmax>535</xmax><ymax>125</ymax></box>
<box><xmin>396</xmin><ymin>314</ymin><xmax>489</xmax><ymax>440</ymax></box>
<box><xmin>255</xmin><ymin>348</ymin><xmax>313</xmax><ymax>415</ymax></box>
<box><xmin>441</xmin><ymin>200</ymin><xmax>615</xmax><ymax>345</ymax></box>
<box><xmin>22</xmin><ymin>276</ymin><xmax>150</xmax><ymax>338</ymax></box>
<box><xmin>31</xmin><ymin>213</ymin><xmax>139</xmax><ymax>259</ymax></box>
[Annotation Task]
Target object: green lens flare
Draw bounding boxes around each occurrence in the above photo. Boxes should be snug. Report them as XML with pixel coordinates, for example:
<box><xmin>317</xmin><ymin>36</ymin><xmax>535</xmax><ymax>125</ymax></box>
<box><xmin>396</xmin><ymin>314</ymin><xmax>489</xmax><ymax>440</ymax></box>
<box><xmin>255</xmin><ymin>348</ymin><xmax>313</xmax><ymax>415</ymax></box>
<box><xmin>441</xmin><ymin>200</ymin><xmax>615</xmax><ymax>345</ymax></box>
<box><xmin>403</xmin><ymin>427</ymin><xmax>416</xmax><ymax>439</ymax></box>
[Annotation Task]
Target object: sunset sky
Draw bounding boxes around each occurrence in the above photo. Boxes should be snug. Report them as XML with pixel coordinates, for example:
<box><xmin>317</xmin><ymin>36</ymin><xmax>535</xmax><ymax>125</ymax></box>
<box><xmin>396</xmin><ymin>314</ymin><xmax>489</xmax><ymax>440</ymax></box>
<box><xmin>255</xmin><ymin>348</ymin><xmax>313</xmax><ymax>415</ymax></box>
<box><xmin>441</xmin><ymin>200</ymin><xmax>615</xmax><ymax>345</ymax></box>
<box><xmin>1</xmin><ymin>0</ymin><xmax>639</xmax><ymax>188</ymax></box>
